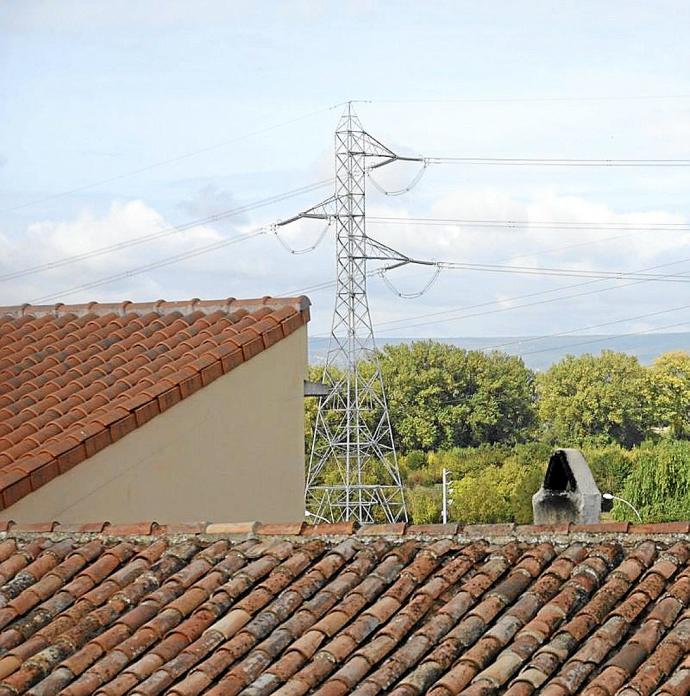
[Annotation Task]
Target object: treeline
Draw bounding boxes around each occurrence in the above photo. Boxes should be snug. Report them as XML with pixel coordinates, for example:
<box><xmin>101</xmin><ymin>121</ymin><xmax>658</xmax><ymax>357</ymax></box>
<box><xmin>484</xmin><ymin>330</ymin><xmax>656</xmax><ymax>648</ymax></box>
<box><xmin>306</xmin><ymin>342</ymin><xmax>690</xmax><ymax>523</ymax></box>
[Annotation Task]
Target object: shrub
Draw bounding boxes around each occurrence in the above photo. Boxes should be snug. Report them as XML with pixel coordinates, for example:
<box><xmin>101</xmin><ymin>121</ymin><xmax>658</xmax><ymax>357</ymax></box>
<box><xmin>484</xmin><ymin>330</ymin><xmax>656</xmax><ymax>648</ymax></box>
<box><xmin>449</xmin><ymin>457</ymin><xmax>543</xmax><ymax>524</ymax></box>
<box><xmin>616</xmin><ymin>440</ymin><xmax>690</xmax><ymax>522</ymax></box>
<box><xmin>406</xmin><ymin>486</ymin><xmax>441</xmax><ymax>524</ymax></box>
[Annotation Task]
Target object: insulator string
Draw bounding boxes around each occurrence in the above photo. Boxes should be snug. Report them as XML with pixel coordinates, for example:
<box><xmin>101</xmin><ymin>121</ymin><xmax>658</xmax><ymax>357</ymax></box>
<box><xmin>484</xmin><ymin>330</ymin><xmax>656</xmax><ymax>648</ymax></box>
<box><xmin>273</xmin><ymin>219</ymin><xmax>332</xmax><ymax>255</ymax></box>
<box><xmin>367</xmin><ymin>160</ymin><xmax>428</xmax><ymax>196</ymax></box>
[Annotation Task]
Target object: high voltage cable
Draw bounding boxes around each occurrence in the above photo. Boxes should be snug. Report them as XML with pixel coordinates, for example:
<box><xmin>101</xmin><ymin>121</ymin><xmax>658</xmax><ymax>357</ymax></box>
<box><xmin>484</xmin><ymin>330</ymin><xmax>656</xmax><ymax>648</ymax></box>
<box><xmin>376</xmin><ymin>255</ymin><xmax>690</xmax><ymax>335</ymax></box>
<box><xmin>435</xmin><ymin>260</ymin><xmax>690</xmax><ymax>282</ymax></box>
<box><xmin>372</xmin><ymin>217</ymin><xmax>688</xmax><ymax>325</ymax></box>
<box><xmin>3</xmin><ymin>103</ymin><xmax>344</xmax><ymax>214</ymax></box>
<box><xmin>312</xmin><ymin>261</ymin><xmax>690</xmax><ymax>339</ymax></box>
<box><xmin>379</xmin><ymin>272</ymin><xmax>689</xmax><ymax>335</ymax></box>
<box><xmin>1</xmin><ymin>179</ymin><xmax>333</xmax><ymax>283</ymax></box>
<box><xmin>311</xmin><ymin>251</ymin><xmax>690</xmax><ymax>338</ymax></box>
<box><xmin>280</xmin><ymin>272</ymin><xmax>377</xmax><ymax>299</ymax></box>
<box><xmin>377</xmin><ymin>276</ymin><xmax>608</xmax><ymax>330</ymax></box>
<box><xmin>376</xmin><ymin>224</ymin><xmax>690</xmax><ymax>330</ymax></box>
<box><xmin>367</xmin><ymin>216</ymin><xmax>690</xmax><ymax>231</ymax></box>
<box><xmin>480</xmin><ymin>302</ymin><xmax>690</xmax><ymax>352</ymax></box>
<box><xmin>12</xmin><ymin>200</ymin><xmax>669</xmax><ymax>284</ymax></box>
<box><xmin>30</xmin><ymin>229</ymin><xmax>267</xmax><ymax>305</ymax></box>
<box><xmin>369</xmin><ymin>217</ymin><xmax>684</xmax><ymax>262</ymax></box>
<box><xmin>518</xmin><ymin>319</ymin><xmax>690</xmax><ymax>358</ymax></box>
<box><xmin>364</xmin><ymin>95</ymin><xmax>690</xmax><ymax>104</ymax></box>
<box><xmin>425</xmin><ymin>157</ymin><xmax>690</xmax><ymax>167</ymax></box>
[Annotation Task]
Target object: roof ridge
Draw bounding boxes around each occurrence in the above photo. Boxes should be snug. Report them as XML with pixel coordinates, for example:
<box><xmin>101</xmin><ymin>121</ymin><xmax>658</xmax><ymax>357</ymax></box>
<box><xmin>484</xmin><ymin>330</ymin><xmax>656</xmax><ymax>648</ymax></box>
<box><xmin>0</xmin><ymin>520</ymin><xmax>688</xmax><ymax>538</ymax></box>
<box><xmin>0</xmin><ymin>296</ymin><xmax>310</xmax><ymax>319</ymax></box>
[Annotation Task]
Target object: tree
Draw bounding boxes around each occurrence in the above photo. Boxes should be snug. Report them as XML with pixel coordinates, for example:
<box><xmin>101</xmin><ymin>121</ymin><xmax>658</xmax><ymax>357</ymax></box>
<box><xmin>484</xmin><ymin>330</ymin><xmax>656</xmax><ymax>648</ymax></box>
<box><xmin>379</xmin><ymin>341</ymin><xmax>536</xmax><ymax>452</ymax></box>
<box><xmin>537</xmin><ymin>351</ymin><xmax>651</xmax><ymax>447</ymax></box>
<box><xmin>615</xmin><ymin>440</ymin><xmax>690</xmax><ymax>522</ymax></box>
<box><xmin>581</xmin><ymin>443</ymin><xmax>634</xmax><ymax>496</ymax></box>
<box><xmin>648</xmin><ymin>351</ymin><xmax>690</xmax><ymax>438</ymax></box>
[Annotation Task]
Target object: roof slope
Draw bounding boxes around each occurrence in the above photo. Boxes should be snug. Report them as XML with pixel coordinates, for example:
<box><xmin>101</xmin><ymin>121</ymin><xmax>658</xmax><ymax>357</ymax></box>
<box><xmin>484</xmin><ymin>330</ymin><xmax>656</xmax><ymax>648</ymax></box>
<box><xmin>0</xmin><ymin>523</ymin><xmax>686</xmax><ymax>695</ymax></box>
<box><xmin>0</xmin><ymin>297</ymin><xmax>310</xmax><ymax>511</ymax></box>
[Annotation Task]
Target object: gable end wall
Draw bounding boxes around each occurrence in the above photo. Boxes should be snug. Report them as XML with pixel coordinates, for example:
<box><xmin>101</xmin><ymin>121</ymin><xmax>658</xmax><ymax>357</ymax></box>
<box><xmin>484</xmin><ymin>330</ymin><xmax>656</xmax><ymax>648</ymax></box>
<box><xmin>5</xmin><ymin>326</ymin><xmax>307</xmax><ymax>523</ymax></box>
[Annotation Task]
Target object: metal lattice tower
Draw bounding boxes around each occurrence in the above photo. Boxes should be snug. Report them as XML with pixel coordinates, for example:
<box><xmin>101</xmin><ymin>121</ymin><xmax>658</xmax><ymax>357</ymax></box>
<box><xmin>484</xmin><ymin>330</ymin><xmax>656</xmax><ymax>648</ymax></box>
<box><xmin>277</xmin><ymin>103</ymin><xmax>422</xmax><ymax>524</ymax></box>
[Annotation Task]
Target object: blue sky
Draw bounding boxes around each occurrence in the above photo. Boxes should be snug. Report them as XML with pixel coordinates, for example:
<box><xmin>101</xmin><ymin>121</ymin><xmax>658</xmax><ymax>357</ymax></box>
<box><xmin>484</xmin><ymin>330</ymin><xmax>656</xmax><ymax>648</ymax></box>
<box><xmin>1</xmin><ymin>1</ymin><xmax>690</xmax><ymax>344</ymax></box>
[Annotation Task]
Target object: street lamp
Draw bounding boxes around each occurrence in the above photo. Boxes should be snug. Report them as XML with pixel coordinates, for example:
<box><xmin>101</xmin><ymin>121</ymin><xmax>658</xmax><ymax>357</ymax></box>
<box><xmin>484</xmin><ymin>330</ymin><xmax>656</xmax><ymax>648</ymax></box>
<box><xmin>305</xmin><ymin>510</ymin><xmax>331</xmax><ymax>524</ymax></box>
<box><xmin>602</xmin><ymin>493</ymin><xmax>642</xmax><ymax>522</ymax></box>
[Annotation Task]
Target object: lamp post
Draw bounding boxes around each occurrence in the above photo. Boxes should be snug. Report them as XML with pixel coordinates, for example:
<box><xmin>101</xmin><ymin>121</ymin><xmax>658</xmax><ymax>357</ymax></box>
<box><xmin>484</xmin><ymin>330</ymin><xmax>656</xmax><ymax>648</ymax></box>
<box><xmin>305</xmin><ymin>510</ymin><xmax>331</xmax><ymax>525</ymax></box>
<box><xmin>602</xmin><ymin>493</ymin><xmax>642</xmax><ymax>522</ymax></box>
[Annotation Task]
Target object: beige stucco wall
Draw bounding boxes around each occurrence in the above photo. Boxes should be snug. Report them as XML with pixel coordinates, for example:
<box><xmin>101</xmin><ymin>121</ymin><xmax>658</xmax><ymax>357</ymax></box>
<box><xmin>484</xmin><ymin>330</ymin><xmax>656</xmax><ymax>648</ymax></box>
<box><xmin>7</xmin><ymin>326</ymin><xmax>307</xmax><ymax>524</ymax></box>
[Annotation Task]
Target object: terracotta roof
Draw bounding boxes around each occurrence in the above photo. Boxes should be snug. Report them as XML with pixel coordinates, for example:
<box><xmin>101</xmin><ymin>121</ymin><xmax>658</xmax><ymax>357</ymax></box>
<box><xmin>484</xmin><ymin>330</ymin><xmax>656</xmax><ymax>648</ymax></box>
<box><xmin>0</xmin><ymin>297</ymin><xmax>310</xmax><ymax>512</ymax></box>
<box><xmin>0</xmin><ymin>522</ymin><xmax>686</xmax><ymax>695</ymax></box>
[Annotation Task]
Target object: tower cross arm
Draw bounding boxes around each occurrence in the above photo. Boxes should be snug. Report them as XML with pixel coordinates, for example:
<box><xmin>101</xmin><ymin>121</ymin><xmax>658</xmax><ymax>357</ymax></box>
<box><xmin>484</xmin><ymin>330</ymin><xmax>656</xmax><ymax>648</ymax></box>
<box><xmin>368</xmin><ymin>154</ymin><xmax>426</xmax><ymax>170</ymax></box>
<box><xmin>275</xmin><ymin>195</ymin><xmax>337</xmax><ymax>227</ymax></box>
<box><xmin>359</xmin><ymin>131</ymin><xmax>425</xmax><ymax>169</ymax></box>
<box><xmin>364</xmin><ymin>235</ymin><xmax>439</xmax><ymax>270</ymax></box>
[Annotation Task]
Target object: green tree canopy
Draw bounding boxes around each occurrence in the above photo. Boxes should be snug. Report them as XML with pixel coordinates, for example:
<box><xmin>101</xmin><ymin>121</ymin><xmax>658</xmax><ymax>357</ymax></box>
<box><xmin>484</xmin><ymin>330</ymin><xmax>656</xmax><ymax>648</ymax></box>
<box><xmin>379</xmin><ymin>341</ymin><xmax>536</xmax><ymax>452</ymax></box>
<box><xmin>648</xmin><ymin>351</ymin><xmax>690</xmax><ymax>438</ymax></box>
<box><xmin>537</xmin><ymin>351</ymin><xmax>651</xmax><ymax>447</ymax></box>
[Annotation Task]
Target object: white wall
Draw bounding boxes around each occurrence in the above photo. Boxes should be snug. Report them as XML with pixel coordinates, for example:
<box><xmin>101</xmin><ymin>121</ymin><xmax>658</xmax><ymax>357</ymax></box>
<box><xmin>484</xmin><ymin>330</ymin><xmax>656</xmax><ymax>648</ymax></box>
<box><xmin>6</xmin><ymin>327</ymin><xmax>307</xmax><ymax>523</ymax></box>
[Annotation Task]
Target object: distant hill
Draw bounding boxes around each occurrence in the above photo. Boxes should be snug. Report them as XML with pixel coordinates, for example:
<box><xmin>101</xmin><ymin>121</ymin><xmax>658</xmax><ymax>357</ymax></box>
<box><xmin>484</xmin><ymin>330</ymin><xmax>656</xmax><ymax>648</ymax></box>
<box><xmin>309</xmin><ymin>333</ymin><xmax>690</xmax><ymax>371</ymax></box>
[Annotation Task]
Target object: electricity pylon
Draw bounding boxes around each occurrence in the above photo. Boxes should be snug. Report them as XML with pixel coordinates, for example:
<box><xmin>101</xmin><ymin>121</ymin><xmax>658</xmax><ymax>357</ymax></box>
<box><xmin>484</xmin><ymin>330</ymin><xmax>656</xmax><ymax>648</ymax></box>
<box><xmin>277</xmin><ymin>103</ymin><xmax>423</xmax><ymax>524</ymax></box>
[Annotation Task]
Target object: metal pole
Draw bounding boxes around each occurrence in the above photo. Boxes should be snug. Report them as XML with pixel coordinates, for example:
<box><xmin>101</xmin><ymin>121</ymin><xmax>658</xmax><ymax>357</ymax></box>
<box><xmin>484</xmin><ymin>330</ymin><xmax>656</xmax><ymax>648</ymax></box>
<box><xmin>442</xmin><ymin>468</ymin><xmax>448</xmax><ymax>524</ymax></box>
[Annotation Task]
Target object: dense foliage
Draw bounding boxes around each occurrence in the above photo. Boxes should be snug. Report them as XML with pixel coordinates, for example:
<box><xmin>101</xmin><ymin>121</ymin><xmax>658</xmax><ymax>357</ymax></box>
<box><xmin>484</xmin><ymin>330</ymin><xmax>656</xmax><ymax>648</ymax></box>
<box><xmin>305</xmin><ymin>343</ymin><xmax>690</xmax><ymax>524</ymax></box>
<box><xmin>380</xmin><ymin>342</ymin><xmax>537</xmax><ymax>450</ymax></box>
<box><xmin>647</xmin><ymin>351</ymin><xmax>690</xmax><ymax>439</ymax></box>
<box><xmin>537</xmin><ymin>351</ymin><xmax>650</xmax><ymax>447</ymax></box>
<box><xmin>616</xmin><ymin>440</ymin><xmax>690</xmax><ymax>522</ymax></box>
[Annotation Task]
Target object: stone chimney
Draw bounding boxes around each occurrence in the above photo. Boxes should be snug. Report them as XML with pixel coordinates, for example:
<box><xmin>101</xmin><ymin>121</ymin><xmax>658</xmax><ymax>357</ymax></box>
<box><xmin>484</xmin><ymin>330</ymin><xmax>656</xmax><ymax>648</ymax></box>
<box><xmin>532</xmin><ymin>448</ymin><xmax>602</xmax><ymax>525</ymax></box>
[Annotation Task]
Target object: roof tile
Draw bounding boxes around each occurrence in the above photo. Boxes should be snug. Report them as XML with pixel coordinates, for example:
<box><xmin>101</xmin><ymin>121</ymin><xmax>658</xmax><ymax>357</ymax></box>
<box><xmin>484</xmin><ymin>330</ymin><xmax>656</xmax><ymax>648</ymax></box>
<box><xmin>0</xmin><ymin>525</ymin><xmax>684</xmax><ymax>693</ymax></box>
<box><xmin>0</xmin><ymin>297</ymin><xmax>309</xmax><ymax>509</ymax></box>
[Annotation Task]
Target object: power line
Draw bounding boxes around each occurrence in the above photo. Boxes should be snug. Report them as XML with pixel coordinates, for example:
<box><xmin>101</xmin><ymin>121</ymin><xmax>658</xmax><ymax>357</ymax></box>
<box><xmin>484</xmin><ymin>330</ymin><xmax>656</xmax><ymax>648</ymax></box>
<box><xmin>425</xmin><ymin>157</ymin><xmax>690</xmax><ymax>167</ymax></box>
<box><xmin>277</xmin><ymin>211</ymin><xmax>688</xmax><ymax>302</ymax></box>
<box><xmin>367</xmin><ymin>216</ymin><xmax>690</xmax><ymax>231</ymax></box>
<box><xmin>366</xmin><ymin>95</ymin><xmax>690</xmax><ymax>104</ymax></box>
<box><xmin>480</xmin><ymin>302</ymin><xmax>690</xmax><ymax>352</ymax></box>
<box><xmin>375</xmin><ymin>254</ymin><xmax>690</xmax><ymax>335</ymax></box>
<box><xmin>369</xmin><ymin>216</ymin><xmax>686</xmax><ymax>271</ymax></box>
<box><xmin>376</xmin><ymin>220</ymin><xmax>690</xmax><ymax>331</ymax></box>
<box><xmin>273</xmin><ymin>219</ymin><xmax>332</xmax><ymax>255</ymax></box>
<box><xmin>519</xmin><ymin>320</ymin><xmax>690</xmax><ymax>358</ymax></box>
<box><xmin>435</xmin><ymin>260</ymin><xmax>690</xmax><ymax>283</ymax></box>
<box><xmin>1</xmin><ymin>179</ymin><xmax>333</xmax><ymax>282</ymax></box>
<box><xmin>372</xmin><ymin>213</ymin><xmax>689</xmax><ymax>330</ymax></box>
<box><xmin>279</xmin><ymin>267</ymin><xmax>383</xmax><ymax>298</ymax></box>
<box><xmin>312</xmin><ymin>253</ymin><xmax>690</xmax><ymax>338</ymax></box>
<box><xmin>29</xmin><ymin>228</ymin><xmax>266</xmax><ymax>304</ymax></box>
<box><xmin>3</xmin><ymin>103</ymin><xmax>343</xmax><ymax>213</ymax></box>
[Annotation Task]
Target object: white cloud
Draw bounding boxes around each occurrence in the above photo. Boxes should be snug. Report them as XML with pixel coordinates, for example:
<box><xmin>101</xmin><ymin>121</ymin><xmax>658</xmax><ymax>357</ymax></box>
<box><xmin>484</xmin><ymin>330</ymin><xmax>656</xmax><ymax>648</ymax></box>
<box><xmin>368</xmin><ymin>187</ymin><xmax>688</xmax><ymax>269</ymax></box>
<box><xmin>363</xmin><ymin>188</ymin><xmax>690</xmax><ymax>339</ymax></box>
<box><xmin>0</xmin><ymin>197</ymin><xmax>337</xmax><ymax>309</ymax></box>
<box><xmin>0</xmin><ymin>200</ymin><xmax>225</xmax><ymax>304</ymax></box>
<box><xmin>2</xmin><ymin>187</ymin><xmax>688</xmax><ymax>343</ymax></box>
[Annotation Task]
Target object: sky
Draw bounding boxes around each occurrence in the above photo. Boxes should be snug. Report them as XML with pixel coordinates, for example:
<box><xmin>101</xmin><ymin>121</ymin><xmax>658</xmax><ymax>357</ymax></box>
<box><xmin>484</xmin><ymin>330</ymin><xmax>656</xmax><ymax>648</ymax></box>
<box><xmin>2</xmin><ymin>1</ymin><xmax>690</xmax><ymax>349</ymax></box>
